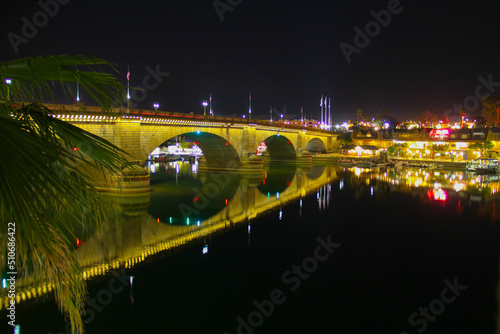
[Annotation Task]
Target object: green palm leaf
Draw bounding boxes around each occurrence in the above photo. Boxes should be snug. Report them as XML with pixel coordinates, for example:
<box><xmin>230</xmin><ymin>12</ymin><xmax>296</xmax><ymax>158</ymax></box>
<box><xmin>0</xmin><ymin>55</ymin><xmax>134</xmax><ymax>334</ymax></box>
<box><xmin>0</xmin><ymin>54</ymin><xmax>125</xmax><ymax>108</ymax></box>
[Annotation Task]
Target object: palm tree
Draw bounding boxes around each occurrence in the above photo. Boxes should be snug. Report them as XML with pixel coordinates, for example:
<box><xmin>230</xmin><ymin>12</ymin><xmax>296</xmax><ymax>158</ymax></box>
<box><xmin>0</xmin><ymin>55</ymin><xmax>131</xmax><ymax>334</ymax></box>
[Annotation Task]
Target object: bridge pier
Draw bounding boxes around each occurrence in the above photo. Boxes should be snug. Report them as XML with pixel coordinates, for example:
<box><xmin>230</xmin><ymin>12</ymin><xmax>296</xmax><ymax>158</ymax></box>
<box><xmin>96</xmin><ymin>165</ymin><xmax>150</xmax><ymax>194</ymax></box>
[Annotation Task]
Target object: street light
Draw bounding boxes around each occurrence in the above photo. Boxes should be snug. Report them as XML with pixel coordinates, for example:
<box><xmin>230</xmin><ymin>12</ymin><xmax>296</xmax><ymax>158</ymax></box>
<box><xmin>153</xmin><ymin>103</ymin><xmax>159</xmax><ymax>111</ymax></box>
<box><xmin>280</xmin><ymin>114</ymin><xmax>283</xmax><ymax>122</ymax></box>
<box><xmin>202</xmin><ymin>100</ymin><xmax>208</xmax><ymax>116</ymax></box>
<box><xmin>5</xmin><ymin>79</ymin><xmax>11</xmax><ymax>102</ymax></box>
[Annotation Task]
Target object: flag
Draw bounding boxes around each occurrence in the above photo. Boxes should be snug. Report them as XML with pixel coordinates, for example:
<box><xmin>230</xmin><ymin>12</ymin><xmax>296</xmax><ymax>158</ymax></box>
<box><xmin>127</xmin><ymin>70</ymin><xmax>130</xmax><ymax>81</ymax></box>
<box><xmin>320</xmin><ymin>95</ymin><xmax>323</xmax><ymax>107</ymax></box>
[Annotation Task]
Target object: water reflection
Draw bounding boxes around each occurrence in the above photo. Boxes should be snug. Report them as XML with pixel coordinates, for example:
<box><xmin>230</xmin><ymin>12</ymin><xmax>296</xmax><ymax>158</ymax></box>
<box><xmin>4</xmin><ymin>163</ymin><xmax>339</xmax><ymax>308</ymax></box>
<box><xmin>257</xmin><ymin>164</ymin><xmax>296</xmax><ymax>195</ymax></box>
<box><xmin>317</xmin><ymin>184</ymin><xmax>331</xmax><ymax>212</ymax></box>
<box><xmin>10</xmin><ymin>163</ymin><xmax>500</xmax><ymax>309</ymax></box>
<box><xmin>148</xmin><ymin>161</ymin><xmax>241</xmax><ymax>226</ymax></box>
<box><xmin>339</xmin><ymin>165</ymin><xmax>500</xmax><ymax>222</ymax></box>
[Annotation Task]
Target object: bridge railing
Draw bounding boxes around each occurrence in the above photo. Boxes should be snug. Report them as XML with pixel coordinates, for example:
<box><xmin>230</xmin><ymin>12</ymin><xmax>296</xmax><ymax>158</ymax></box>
<box><xmin>45</xmin><ymin>103</ymin><xmax>338</xmax><ymax>134</ymax></box>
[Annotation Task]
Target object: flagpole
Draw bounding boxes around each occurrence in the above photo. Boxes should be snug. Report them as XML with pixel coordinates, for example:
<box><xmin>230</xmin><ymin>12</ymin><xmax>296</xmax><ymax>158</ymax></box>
<box><xmin>320</xmin><ymin>95</ymin><xmax>323</xmax><ymax>127</ymax></box>
<box><xmin>126</xmin><ymin>65</ymin><xmax>130</xmax><ymax>109</ymax></box>
<box><xmin>325</xmin><ymin>96</ymin><xmax>328</xmax><ymax>128</ymax></box>
<box><xmin>328</xmin><ymin>97</ymin><xmax>332</xmax><ymax>128</ymax></box>
<box><xmin>323</xmin><ymin>96</ymin><xmax>328</xmax><ymax>128</ymax></box>
<box><xmin>248</xmin><ymin>91</ymin><xmax>252</xmax><ymax>120</ymax></box>
<box><xmin>301</xmin><ymin>106</ymin><xmax>304</xmax><ymax>123</ymax></box>
<box><xmin>270</xmin><ymin>106</ymin><xmax>273</xmax><ymax>122</ymax></box>
<box><xmin>76</xmin><ymin>70</ymin><xmax>80</xmax><ymax>103</ymax></box>
<box><xmin>209</xmin><ymin>93</ymin><xmax>213</xmax><ymax>116</ymax></box>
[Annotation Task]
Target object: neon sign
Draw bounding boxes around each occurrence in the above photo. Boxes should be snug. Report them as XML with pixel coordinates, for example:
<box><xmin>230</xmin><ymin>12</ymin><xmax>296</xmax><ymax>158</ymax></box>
<box><xmin>430</xmin><ymin>128</ymin><xmax>450</xmax><ymax>140</ymax></box>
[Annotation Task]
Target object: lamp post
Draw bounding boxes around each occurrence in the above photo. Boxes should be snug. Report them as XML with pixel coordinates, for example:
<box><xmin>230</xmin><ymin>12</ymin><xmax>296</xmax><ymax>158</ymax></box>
<box><xmin>202</xmin><ymin>100</ymin><xmax>208</xmax><ymax>116</ymax></box>
<box><xmin>5</xmin><ymin>79</ymin><xmax>11</xmax><ymax>102</ymax></box>
<box><xmin>153</xmin><ymin>103</ymin><xmax>159</xmax><ymax>112</ymax></box>
<box><xmin>280</xmin><ymin>114</ymin><xmax>283</xmax><ymax>122</ymax></box>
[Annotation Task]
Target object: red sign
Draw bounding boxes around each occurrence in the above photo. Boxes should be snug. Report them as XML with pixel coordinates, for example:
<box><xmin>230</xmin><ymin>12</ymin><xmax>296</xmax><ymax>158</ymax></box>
<box><xmin>429</xmin><ymin>128</ymin><xmax>450</xmax><ymax>139</ymax></box>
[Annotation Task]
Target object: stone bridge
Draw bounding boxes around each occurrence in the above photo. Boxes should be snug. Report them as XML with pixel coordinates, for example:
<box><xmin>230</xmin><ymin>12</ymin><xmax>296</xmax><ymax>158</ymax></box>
<box><xmin>47</xmin><ymin>104</ymin><xmax>341</xmax><ymax>168</ymax></box>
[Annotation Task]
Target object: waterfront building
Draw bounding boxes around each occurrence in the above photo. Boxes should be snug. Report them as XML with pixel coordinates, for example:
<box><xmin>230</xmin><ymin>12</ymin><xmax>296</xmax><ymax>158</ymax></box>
<box><xmin>345</xmin><ymin>127</ymin><xmax>500</xmax><ymax>160</ymax></box>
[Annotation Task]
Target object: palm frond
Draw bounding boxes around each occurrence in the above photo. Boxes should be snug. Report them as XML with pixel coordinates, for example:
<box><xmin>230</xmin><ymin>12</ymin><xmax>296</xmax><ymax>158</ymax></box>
<box><xmin>0</xmin><ymin>54</ymin><xmax>135</xmax><ymax>334</ymax></box>
<box><xmin>0</xmin><ymin>55</ymin><xmax>125</xmax><ymax>109</ymax></box>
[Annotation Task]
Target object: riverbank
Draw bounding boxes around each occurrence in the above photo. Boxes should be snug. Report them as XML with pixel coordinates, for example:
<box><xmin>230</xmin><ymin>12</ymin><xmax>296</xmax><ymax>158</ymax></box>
<box><xmin>311</xmin><ymin>153</ymin><xmax>468</xmax><ymax>169</ymax></box>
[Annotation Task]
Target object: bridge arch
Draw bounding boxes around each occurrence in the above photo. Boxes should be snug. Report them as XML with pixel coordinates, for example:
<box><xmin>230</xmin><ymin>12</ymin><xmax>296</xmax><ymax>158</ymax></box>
<box><xmin>305</xmin><ymin>138</ymin><xmax>327</xmax><ymax>153</ymax></box>
<box><xmin>146</xmin><ymin>131</ymin><xmax>240</xmax><ymax>168</ymax></box>
<box><xmin>260</xmin><ymin>134</ymin><xmax>297</xmax><ymax>159</ymax></box>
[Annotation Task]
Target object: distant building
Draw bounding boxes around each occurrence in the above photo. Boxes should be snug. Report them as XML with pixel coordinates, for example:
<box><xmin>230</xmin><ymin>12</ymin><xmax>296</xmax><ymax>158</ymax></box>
<box><xmin>344</xmin><ymin>126</ymin><xmax>500</xmax><ymax>160</ymax></box>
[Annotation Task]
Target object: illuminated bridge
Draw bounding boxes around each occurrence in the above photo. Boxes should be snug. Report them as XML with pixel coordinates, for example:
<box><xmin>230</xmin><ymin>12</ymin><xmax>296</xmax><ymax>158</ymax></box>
<box><xmin>46</xmin><ymin>104</ymin><xmax>341</xmax><ymax>169</ymax></box>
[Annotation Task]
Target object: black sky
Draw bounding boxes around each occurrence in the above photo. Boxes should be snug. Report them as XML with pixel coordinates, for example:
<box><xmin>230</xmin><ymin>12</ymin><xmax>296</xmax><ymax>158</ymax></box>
<box><xmin>1</xmin><ymin>0</ymin><xmax>500</xmax><ymax>122</ymax></box>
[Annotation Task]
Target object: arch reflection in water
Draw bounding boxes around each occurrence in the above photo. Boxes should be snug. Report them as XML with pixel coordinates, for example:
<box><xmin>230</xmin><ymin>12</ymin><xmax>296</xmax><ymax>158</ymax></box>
<box><xmin>2</xmin><ymin>164</ymin><xmax>340</xmax><ymax>308</ymax></box>
<box><xmin>258</xmin><ymin>164</ymin><xmax>297</xmax><ymax>196</ymax></box>
<box><xmin>306</xmin><ymin>165</ymin><xmax>326</xmax><ymax>180</ymax></box>
<box><xmin>148</xmin><ymin>164</ymin><xmax>241</xmax><ymax>225</ymax></box>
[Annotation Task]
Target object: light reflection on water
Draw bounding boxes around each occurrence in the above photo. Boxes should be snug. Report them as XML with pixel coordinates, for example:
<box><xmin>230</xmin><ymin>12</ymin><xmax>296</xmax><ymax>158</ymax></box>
<box><xmin>4</xmin><ymin>163</ymin><xmax>339</xmax><ymax>307</ymax></box>
<box><xmin>6</xmin><ymin>163</ymin><xmax>500</xmax><ymax>334</ymax></box>
<box><xmin>339</xmin><ymin>165</ymin><xmax>500</xmax><ymax>222</ymax></box>
<box><xmin>6</xmin><ymin>163</ymin><xmax>500</xmax><ymax>309</ymax></box>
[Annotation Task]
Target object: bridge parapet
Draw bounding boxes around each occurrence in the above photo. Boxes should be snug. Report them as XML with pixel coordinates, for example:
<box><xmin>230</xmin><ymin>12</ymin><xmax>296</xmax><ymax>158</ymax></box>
<box><xmin>45</xmin><ymin>103</ymin><xmax>337</xmax><ymax>134</ymax></box>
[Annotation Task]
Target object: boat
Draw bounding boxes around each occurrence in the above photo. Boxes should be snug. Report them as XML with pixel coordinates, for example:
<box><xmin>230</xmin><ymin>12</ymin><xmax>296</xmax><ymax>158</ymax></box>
<box><xmin>355</xmin><ymin>160</ymin><xmax>376</xmax><ymax>168</ymax></box>
<box><xmin>465</xmin><ymin>159</ymin><xmax>500</xmax><ymax>174</ymax></box>
<box><xmin>154</xmin><ymin>153</ymin><xmax>182</xmax><ymax>163</ymax></box>
<box><xmin>338</xmin><ymin>159</ymin><xmax>356</xmax><ymax>167</ymax></box>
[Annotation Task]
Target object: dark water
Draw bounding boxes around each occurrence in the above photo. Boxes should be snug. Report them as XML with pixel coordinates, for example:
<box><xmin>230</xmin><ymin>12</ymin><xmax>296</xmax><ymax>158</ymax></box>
<box><xmin>4</xmin><ymin>163</ymin><xmax>500</xmax><ymax>334</ymax></box>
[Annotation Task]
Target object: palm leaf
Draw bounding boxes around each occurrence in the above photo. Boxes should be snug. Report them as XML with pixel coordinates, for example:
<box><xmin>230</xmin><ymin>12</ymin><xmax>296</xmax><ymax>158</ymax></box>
<box><xmin>0</xmin><ymin>55</ymin><xmax>125</xmax><ymax>109</ymax></box>
<box><xmin>0</xmin><ymin>55</ymin><xmax>135</xmax><ymax>334</ymax></box>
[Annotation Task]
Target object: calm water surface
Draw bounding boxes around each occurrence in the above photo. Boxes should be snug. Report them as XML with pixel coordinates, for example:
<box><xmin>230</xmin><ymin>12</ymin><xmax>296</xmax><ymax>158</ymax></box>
<box><xmin>5</xmin><ymin>163</ymin><xmax>500</xmax><ymax>334</ymax></box>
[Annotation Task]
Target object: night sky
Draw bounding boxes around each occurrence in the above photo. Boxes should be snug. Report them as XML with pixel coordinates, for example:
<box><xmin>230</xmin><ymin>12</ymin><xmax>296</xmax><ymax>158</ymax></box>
<box><xmin>1</xmin><ymin>0</ymin><xmax>500</xmax><ymax>122</ymax></box>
